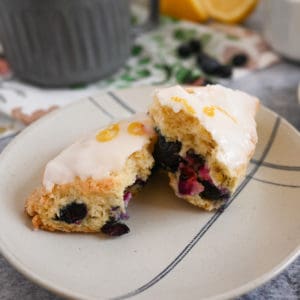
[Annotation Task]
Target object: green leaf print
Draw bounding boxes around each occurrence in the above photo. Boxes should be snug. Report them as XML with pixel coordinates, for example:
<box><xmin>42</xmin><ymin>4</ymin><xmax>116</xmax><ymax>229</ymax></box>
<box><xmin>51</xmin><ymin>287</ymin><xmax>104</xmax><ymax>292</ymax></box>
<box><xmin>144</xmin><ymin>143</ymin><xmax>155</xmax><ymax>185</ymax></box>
<box><xmin>131</xmin><ymin>45</ymin><xmax>143</xmax><ymax>56</ymax></box>
<box><xmin>138</xmin><ymin>57</ymin><xmax>151</xmax><ymax>65</ymax></box>
<box><xmin>152</xmin><ymin>35</ymin><xmax>164</xmax><ymax>46</ymax></box>
<box><xmin>173</xmin><ymin>28</ymin><xmax>196</xmax><ymax>41</ymax></box>
<box><xmin>131</xmin><ymin>15</ymin><xmax>139</xmax><ymax>25</ymax></box>
<box><xmin>175</xmin><ymin>67</ymin><xmax>192</xmax><ymax>84</ymax></box>
<box><xmin>226</xmin><ymin>34</ymin><xmax>239</xmax><ymax>41</ymax></box>
<box><xmin>121</xmin><ymin>74</ymin><xmax>135</xmax><ymax>82</ymax></box>
<box><xmin>136</xmin><ymin>69</ymin><xmax>151</xmax><ymax>78</ymax></box>
<box><xmin>153</xmin><ymin>64</ymin><xmax>173</xmax><ymax>85</ymax></box>
<box><xmin>200</xmin><ymin>33</ymin><xmax>212</xmax><ymax>47</ymax></box>
<box><xmin>173</xmin><ymin>29</ymin><xmax>185</xmax><ymax>41</ymax></box>
<box><xmin>160</xmin><ymin>15</ymin><xmax>179</xmax><ymax>24</ymax></box>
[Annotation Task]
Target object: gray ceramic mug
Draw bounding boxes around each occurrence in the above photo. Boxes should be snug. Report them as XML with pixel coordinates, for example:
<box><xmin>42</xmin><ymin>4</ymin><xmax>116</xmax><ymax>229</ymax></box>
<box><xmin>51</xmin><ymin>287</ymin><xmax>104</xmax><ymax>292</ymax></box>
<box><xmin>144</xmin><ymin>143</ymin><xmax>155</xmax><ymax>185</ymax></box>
<box><xmin>0</xmin><ymin>0</ymin><xmax>159</xmax><ymax>87</ymax></box>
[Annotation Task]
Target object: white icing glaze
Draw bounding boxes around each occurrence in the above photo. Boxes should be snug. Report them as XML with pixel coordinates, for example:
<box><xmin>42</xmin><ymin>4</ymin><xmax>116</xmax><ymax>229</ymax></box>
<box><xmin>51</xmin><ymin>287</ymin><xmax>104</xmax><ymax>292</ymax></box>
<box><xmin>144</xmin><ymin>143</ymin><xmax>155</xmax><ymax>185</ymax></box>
<box><xmin>43</xmin><ymin>113</ymin><xmax>154</xmax><ymax>191</ymax></box>
<box><xmin>154</xmin><ymin>85</ymin><xmax>259</xmax><ymax>173</ymax></box>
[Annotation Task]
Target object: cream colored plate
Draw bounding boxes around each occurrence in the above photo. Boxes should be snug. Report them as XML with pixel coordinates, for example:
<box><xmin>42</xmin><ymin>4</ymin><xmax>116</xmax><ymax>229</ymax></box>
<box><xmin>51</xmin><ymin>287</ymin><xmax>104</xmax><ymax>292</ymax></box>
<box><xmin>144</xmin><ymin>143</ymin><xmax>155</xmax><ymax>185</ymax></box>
<box><xmin>0</xmin><ymin>86</ymin><xmax>299</xmax><ymax>300</ymax></box>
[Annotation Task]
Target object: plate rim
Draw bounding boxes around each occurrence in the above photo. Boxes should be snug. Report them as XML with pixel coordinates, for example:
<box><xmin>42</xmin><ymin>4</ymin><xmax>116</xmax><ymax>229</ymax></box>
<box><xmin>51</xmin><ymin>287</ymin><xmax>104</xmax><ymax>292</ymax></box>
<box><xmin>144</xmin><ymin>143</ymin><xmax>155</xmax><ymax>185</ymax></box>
<box><xmin>0</xmin><ymin>89</ymin><xmax>299</xmax><ymax>300</ymax></box>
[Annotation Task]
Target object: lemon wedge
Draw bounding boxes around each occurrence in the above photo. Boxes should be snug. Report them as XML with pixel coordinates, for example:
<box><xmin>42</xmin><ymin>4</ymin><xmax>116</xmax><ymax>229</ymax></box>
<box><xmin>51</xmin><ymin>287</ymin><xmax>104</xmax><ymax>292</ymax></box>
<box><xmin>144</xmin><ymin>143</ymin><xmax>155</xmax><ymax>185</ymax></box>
<box><xmin>160</xmin><ymin>0</ymin><xmax>208</xmax><ymax>22</ymax></box>
<box><xmin>202</xmin><ymin>0</ymin><xmax>258</xmax><ymax>24</ymax></box>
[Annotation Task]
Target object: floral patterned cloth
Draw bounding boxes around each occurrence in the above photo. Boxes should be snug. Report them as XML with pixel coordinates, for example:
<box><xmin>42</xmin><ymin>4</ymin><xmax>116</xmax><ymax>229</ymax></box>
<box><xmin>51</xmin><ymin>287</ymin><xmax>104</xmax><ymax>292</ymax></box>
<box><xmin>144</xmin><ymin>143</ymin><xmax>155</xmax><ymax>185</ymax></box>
<box><xmin>0</xmin><ymin>13</ymin><xmax>279</xmax><ymax>132</ymax></box>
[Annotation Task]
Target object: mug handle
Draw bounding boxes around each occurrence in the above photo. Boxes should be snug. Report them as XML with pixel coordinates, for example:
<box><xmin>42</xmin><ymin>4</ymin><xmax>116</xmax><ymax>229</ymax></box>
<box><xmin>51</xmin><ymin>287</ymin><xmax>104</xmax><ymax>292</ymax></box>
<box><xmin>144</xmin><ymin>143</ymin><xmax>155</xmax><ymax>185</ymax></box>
<box><xmin>132</xmin><ymin>0</ymin><xmax>160</xmax><ymax>36</ymax></box>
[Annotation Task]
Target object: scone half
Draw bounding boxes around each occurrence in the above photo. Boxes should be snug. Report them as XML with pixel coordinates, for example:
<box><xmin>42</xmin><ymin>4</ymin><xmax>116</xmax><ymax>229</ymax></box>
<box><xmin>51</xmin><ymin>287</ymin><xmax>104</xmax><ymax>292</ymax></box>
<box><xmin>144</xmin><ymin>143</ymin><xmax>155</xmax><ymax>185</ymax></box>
<box><xmin>26</xmin><ymin>113</ymin><xmax>156</xmax><ymax>236</ymax></box>
<box><xmin>150</xmin><ymin>85</ymin><xmax>259</xmax><ymax>211</ymax></box>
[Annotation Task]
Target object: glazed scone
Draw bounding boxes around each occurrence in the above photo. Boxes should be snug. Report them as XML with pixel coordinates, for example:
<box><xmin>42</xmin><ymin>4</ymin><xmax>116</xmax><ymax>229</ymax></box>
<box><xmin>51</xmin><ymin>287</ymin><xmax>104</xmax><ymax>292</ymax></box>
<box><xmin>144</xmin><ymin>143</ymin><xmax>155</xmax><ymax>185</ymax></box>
<box><xmin>150</xmin><ymin>85</ymin><xmax>259</xmax><ymax>211</ymax></box>
<box><xmin>25</xmin><ymin>113</ymin><xmax>156</xmax><ymax>236</ymax></box>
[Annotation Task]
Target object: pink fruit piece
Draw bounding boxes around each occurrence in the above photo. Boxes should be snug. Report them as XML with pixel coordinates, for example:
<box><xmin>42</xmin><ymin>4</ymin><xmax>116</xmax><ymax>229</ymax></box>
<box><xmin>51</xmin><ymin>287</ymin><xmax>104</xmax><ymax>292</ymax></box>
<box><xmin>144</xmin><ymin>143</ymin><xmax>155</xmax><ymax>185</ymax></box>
<box><xmin>185</xmin><ymin>150</ymin><xmax>205</xmax><ymax>171</ymax></box>
<box><xmin>198</xmin><ymin>165</ymin><xmax>211</xmax><ymax>181</ymax></box>
<box><xmin>178</xmin><ymin>177</ymin><xmax>204</xmax><ymax>195</ymax></box>
<box><xmin>178</xmin><ymin>163</ymin><xmax>204</xmax><ymax>195</ymax></box>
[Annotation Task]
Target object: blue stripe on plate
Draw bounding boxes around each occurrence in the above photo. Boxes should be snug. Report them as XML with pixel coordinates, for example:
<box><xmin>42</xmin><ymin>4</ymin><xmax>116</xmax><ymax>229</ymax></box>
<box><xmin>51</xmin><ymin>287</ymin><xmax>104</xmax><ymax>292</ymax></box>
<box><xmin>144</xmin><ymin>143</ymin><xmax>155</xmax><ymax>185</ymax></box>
<box><xmin>0</xmin><ymin>131</ymin><xmax>19</xmax><ymax>143</ymax></box>
<box><xmin>250</xmin><ymin>176</ymin><xmax>300</xmax><ymax>188</ymax></box>
<box><xmin>107</xmin><ymin>91</ymin><xmax>136</xmax><ymax>114</ymax></box>
<box><xmin>88</xmin><ymin>97</ymin><xmax>114</xmax><ymax>119</ymax></box>
<box><xmin>251</xmin><ymin>160</ymin><xmax>300</xmax><ymax>172</ymax></box>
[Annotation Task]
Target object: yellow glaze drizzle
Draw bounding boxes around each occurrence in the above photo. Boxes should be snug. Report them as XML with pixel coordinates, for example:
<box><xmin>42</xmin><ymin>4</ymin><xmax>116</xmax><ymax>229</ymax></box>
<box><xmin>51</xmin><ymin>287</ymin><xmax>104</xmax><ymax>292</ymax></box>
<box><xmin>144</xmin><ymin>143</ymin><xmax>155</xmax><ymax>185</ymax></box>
<box><xmin>127</xmin><ymin>122</ymin><xmax>146</xmax><ymax>136</ymax></box>
<box><xmin>203</xmin><ymin>105</ymin><xmax>237</xmax><ymax>123</ymax></box>
<box><xmin>171</xmin><ymin>96</ymin><xmax>195</xmax><ymax>114</ymax></box>
<box><xmin>203</xmin><ymin>106</ymin><xmax>215</xmax><ymax>117</ymax></box>
<box><xmin>185</xmin><ymin>88</ymin><xmax>195</xmax><ymax>94</ymax></box>
<box><xmin>96</xmin><ymin>123</ymin><xmax>120</xmax><ymax>142</ymax></box>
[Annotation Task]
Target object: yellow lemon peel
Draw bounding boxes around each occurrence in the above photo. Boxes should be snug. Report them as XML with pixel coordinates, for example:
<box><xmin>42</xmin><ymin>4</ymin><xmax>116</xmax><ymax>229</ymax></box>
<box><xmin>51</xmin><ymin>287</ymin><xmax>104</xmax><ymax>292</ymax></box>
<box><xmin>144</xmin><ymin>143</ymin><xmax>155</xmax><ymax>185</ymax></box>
<box><xmin>171</xmin><ymin>96</ymin><xmax>196</xmax><ymax>114</ymax></box>
<box><xmin>203</xmin><ymin>105</ymin><xmax>237</xmax><ymax>123</ymax></box>
<box><xmin>202</xmin><ymin>0</ymin><xmax>258</xmax><ymax>24</ymax></box>
<box><xmin>127</xmin><ymin>122</ymin><xmax>146</xmax><ymax>136</ymax></box>
<box><xmin>160</xmin><ymin>0</ymin><xmax>208</xmax><ymax>22</ymax></box>
<box><xmin>96</xmin><ymin>123</ymin><xmax>120</xmax><ymax>142</ymax></box>
<box><xmin>185</xmin><ymin>88</ymin><xmax>195</xmax><ymax>94</ymax></box>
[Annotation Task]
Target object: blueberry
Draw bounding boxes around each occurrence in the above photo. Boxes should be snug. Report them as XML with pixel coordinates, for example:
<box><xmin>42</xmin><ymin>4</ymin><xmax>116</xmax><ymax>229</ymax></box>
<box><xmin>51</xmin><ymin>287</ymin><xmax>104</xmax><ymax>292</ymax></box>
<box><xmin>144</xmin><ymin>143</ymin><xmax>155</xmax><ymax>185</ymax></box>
<box><xmin>178</xmin><ymin>165</ymin><xmax>204</xmax><ymax>196</ymax></box>
<box><xmin>197</xmin><ymin>53</ymin><xmax>221</xmax><ymax>75</ymax></box>
<box><xmin>200</xmin><ymin>181</ymin><xmax>229</xmax><ymax>200</ymax></box>
<box><xmin>231</xmin><ymin>53</ymin><xmax>248</xmax><ymax>67</ymax></box>
<box><xmin>101</xmin><ymin>220</ymin><xmax>130</xmax><ymax>236</ymax></box>
<box><xmin>185</xmin><ymin>150</ymin><xmax>205</xmax><ymax>169</ymax></box>
<box><xmin>55</xmin><ymin>202</ymin><xmax>87</xmax><ymax>224</ymax></box>
<box><xmin>215</xmin><ymin>65</ymin><xmax>232</xmax><ymax>78</ymax></box>
<box><xmin>177</xmin><ymin>44</ymin><xmax>192</xmax><ymax>59</ymax></box>
<box><xmin>154</xmin><ymin>132</ymin><xmax>182</xmax><ymax>172</ymax></box>
<box><xmin>188</xmin><ymin>39</ymin><xmax>202</xmax><ymax>53</ymax></box>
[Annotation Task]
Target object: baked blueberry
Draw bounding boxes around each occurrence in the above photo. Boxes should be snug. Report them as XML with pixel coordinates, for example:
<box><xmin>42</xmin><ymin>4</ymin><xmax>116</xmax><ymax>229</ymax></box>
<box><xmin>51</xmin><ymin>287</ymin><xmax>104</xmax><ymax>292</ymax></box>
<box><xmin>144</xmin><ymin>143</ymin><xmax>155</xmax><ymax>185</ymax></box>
<box><xmin>231</xmin><ymin>53</ymin><xmax>248</xmax><ymax>67</ymax></box>
<box><xmin>197</xmin><ymin>53</ymin><xmax>221</xmax><ymax>75</ymax></box>
<box><xmin>177</xmin><ymin>44</ymin><xmax>193</xmax><ymax>59</ymax></box>
<box><xmin>154</xmin><ymin>132</ymin><xmax>182</xmax><ymax>172</ymax></box>
<box><xmin>189</xmin><ymin>39</ymin><xmax>202</xmax><ymax>53</ymax></box>
<box><xmin>55</xmin><ymin>202</ymin><xmax>87</xmax><ymax>224</ymax></box>
<box><xmin>101</xmin><ymin>220</ymin><xmax>130</xmax><ymax>236</ymax></box>
<box><xmin>200</xmin><ymin>181</ymin><xmax>229</xmax><ymax>200</ymax></box>
<box><xmin>216</xmin><ymin>65</ymin><xmax>232</xmax><ymax>78</ymax></box>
